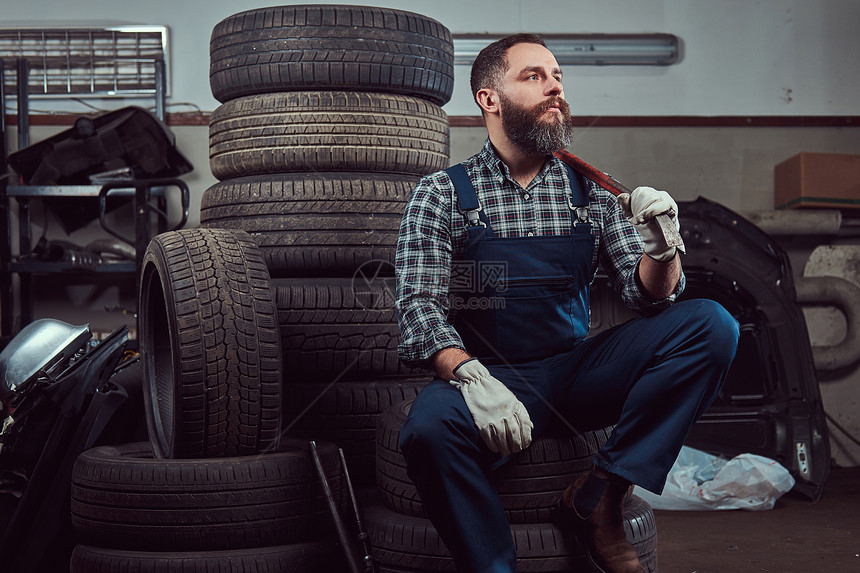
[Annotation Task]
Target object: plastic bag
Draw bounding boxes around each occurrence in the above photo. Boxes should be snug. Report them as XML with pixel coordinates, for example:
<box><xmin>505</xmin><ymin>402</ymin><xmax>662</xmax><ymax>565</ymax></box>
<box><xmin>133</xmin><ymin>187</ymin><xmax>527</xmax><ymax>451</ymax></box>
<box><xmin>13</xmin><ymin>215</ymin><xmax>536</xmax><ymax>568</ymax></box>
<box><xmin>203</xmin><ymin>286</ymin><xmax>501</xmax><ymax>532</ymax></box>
<box><xmin>632</xmin><ymin>446</ymin><xmax>795</xmax><ymax>511</ymax></box>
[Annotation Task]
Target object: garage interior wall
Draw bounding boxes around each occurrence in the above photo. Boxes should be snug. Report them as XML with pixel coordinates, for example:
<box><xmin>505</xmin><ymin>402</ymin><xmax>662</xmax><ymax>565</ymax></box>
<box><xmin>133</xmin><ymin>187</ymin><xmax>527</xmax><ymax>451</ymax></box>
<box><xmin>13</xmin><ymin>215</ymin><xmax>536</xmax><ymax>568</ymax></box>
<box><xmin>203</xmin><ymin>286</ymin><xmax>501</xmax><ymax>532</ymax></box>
<box><xmin>2</xmin><ymin>0</ymin><xmax>859</xmax><ymax>466</ymax></box>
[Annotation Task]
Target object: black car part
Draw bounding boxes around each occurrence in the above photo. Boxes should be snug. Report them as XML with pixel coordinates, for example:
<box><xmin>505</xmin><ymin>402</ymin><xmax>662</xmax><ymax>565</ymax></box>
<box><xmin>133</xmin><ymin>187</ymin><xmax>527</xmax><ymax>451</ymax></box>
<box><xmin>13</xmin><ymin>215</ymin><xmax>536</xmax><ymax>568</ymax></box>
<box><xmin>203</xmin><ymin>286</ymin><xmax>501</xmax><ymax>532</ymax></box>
<box><xmin>0</xmin><ymin>326</ymin><xmax>136</xmax><ymax>572</ymax></box>
<box><xmin>590</xmin><ymin>197</ymin><xmax>830</xmax><ymax>500</ymax></box>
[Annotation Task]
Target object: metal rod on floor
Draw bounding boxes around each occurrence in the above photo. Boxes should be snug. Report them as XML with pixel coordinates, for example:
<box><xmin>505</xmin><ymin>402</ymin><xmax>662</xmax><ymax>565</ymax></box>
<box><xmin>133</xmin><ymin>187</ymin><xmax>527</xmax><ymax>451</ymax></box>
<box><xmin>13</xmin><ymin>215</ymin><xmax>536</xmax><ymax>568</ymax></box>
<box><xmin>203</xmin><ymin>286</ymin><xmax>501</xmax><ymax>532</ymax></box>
<box><xmin>338</xmin><ymin>447</ymin><xmax>376</xmax><ymax>573</ymax></box>
<box><xmin>309</xmin><ymin>440</ymin><xmax>363</xmax><ymax>573</ymax></box>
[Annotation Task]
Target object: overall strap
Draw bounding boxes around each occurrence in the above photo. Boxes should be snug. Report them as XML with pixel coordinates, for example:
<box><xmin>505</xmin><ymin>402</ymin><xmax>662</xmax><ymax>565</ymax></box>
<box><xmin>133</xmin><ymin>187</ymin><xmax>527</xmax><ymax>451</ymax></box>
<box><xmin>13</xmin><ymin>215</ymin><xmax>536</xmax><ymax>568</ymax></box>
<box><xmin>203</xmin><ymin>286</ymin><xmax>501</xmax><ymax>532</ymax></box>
<box><xmin>446</xmin><ymin>164</ymin><xmax>494</xmax><ymax>236</ymax></box>
<box><xmin>562</xmin><ymin>163</ymin><xmax>591</xmax><ymax>227</ymax></box>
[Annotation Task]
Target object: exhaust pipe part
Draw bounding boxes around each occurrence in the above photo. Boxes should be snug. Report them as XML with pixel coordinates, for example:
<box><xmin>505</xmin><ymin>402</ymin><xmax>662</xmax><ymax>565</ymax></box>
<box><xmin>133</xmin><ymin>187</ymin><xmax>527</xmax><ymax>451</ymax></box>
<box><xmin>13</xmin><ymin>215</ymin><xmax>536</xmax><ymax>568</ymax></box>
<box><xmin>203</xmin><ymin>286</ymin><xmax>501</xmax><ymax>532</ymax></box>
<box><xmin>796</xmin><ymin>276</ymin><xmax>860</xmax><ymax>371</ymax></box>
<box><xmin>738</xmin><ymin>210</ymin><xmax>842</xmax><ymax>236</ymax></box>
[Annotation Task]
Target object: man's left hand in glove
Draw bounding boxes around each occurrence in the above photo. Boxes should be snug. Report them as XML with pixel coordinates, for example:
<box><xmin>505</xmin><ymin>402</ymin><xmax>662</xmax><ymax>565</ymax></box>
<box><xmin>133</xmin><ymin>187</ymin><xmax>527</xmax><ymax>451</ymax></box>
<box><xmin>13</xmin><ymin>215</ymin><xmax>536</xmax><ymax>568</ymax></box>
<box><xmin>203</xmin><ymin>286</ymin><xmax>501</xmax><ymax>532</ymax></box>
<box><xmin>450</xmin><ymin>358</ymin><xmax>534</xmax><ymax>458</ymax></box>
<box><xmin>616</xmin><ymin>186</ymin><xmax>681</xmax><ymax>262</ymax></box>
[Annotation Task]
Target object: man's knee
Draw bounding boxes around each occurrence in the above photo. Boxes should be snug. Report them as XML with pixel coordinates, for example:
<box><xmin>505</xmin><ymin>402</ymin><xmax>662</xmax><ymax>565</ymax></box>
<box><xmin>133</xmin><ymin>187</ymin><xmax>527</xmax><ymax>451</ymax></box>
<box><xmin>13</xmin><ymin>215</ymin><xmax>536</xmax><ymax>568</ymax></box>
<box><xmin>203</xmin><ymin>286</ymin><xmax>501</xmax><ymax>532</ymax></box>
<box><xmin>681</xmin><ymin>298</ymin><xmax>740</xmax><ymax>365</ymax></box>
<box><xmin>399</xmin><ymin>388</ymin><xmax>475</xmax><ymax>465</ymax></box>
<box><xmin>399</xmin><ymin>405</ymin><xmax>442</xmax><ymax>460</ymax></box>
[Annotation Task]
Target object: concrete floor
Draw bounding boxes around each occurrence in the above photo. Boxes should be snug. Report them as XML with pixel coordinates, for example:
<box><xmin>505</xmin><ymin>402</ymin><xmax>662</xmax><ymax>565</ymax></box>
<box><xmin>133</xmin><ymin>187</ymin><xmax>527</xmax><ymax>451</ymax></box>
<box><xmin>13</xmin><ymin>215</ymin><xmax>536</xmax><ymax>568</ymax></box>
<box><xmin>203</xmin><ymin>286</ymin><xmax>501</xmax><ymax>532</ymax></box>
<box><xmin>654</xmin><ymin>467</ymin><xmax>860</xmax><ymax>572</ymax></box>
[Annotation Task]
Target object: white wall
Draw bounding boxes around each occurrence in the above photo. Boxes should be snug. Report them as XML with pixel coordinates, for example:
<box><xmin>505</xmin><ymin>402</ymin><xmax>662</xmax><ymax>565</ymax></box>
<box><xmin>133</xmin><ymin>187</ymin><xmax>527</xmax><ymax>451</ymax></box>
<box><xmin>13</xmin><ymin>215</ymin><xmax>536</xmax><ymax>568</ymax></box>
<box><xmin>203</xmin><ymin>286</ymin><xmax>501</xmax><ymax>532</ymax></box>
<box><xmin>4</xmin><ymin>0</ymin><xmax>860</xmax><ymax>117</ymax></box>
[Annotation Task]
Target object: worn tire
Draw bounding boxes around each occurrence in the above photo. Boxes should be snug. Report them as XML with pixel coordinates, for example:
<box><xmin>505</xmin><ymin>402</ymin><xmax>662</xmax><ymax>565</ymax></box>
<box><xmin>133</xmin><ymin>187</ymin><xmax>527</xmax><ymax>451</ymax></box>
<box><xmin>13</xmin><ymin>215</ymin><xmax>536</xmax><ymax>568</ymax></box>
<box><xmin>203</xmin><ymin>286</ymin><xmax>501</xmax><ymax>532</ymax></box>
<box><xmin>209</xmin><ymin>92</ymin><xmax>449</xmax><ymax>180</ymax></box>
<box><xmin>284</xmin><ymin>378</ymin><xmax>430</xmax><ymax>485</ymax></box>
<box><xmin>285</xmin><ymin>379</ymin><xmax>431</xmax><ymax>431</ymax></box>
<box><xmin>209</xmin><ymin>4</ymin><xmax>454</xmax><ymax>104</ymax></box>
<box><xmin>199</xmin><ymin>173</ymin><xmax>416</xmax><ymax>276</ymax></box>
<box><xmin>70</xmin><ymin>542</ymin><xmax>344</xmax><ymax>572</ymax></box>
<box><xmin>70</xmin><ymin>441</ymin><xmax>345</xmax><ymax>551</ymax></box>
<box><xmin>376</xmin><ymin>399</ymin><xmax>611</xmax><ymax>524</ymax></box>
<box><xmin>139</xmin><ymin>228</ymin><xmax>282</xmax><ymax>459</ymax></box>
<box><xmin>363</xmin><ymin>492</ymin><xmax>658</xmax><ymax>572</ymax></box>
<box><xmin>273</xmin><ymin>278</ymin><xmax>429</xmax><ymax>379</ymax></box>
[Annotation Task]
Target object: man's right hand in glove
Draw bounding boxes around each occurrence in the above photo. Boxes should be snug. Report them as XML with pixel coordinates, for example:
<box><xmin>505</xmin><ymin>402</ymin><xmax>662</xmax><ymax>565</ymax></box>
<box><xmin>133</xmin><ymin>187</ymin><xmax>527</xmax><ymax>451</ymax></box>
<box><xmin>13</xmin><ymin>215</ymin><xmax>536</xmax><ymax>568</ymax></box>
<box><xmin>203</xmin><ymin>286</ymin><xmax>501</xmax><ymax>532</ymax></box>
<box><xmin>449</xmin><ymin>357</ymin><xmax>534</xmax><ymax>457</ymax></box>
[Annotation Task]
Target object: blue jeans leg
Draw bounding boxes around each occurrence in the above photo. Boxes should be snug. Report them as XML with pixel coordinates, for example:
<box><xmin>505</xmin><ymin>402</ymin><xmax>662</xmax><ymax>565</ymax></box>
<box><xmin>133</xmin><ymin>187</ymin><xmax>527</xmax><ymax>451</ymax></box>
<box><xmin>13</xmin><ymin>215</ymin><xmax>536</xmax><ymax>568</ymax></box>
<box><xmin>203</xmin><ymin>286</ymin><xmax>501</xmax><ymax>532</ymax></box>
<box><xmin>399</xmin><ymin>379</ymin><xmax>519</xmax><ymax>573</ymax></box>
<box><xmin>398</xmin><ymin>298</ymin><xmax>739</xmax><ymax>570</ymax></box>
<box><xmin>548</xmin><ymin>298</ymin><xmax>740</xmax><ymax>492</ymax></box>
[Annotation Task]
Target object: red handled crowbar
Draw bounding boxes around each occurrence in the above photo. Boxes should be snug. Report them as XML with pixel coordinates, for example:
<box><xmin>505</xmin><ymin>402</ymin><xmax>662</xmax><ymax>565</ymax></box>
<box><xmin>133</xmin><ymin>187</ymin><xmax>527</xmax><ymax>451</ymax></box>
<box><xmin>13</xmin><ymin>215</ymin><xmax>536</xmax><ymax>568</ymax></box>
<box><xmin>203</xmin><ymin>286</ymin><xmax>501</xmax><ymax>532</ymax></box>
<box><xmin>553</xmin><ymin>149</ymin><xmax>685</xmax><ymax>252</ymax></box>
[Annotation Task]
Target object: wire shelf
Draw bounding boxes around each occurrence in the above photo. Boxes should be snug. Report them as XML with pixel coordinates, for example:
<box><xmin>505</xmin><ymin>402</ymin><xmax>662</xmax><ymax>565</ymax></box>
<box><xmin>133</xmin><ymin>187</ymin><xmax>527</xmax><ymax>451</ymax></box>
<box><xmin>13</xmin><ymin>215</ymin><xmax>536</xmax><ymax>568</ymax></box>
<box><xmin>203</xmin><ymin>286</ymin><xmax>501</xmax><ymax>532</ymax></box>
<box><xmin>0</xmin><ymin>25</ymin><xmax>168</xmax><ymax>97</ymax></box>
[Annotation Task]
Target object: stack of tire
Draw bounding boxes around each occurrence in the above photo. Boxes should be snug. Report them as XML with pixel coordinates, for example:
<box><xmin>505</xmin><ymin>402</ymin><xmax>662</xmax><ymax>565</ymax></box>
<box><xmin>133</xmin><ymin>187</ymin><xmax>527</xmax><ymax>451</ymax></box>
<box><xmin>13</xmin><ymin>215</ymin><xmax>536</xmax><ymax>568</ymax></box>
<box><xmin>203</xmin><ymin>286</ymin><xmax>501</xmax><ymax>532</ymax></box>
<box><xmin>199</xmin><ymin>4</ymin><xmax>452</xmax><ymax>487</ymax></box>
<box><xmin>197</xmin><ymin>5</ymin><xmax>659</xmax><ymax>571</ymax></box>
<box><xmin>368</xmin><ymin>399</ymin><xmax>660</xmax><ymax>571</ymax></box>
<box><xmin>65</xmin><ymin>227</ymin><xmax>350</xmax><ymax>570</ymax></box>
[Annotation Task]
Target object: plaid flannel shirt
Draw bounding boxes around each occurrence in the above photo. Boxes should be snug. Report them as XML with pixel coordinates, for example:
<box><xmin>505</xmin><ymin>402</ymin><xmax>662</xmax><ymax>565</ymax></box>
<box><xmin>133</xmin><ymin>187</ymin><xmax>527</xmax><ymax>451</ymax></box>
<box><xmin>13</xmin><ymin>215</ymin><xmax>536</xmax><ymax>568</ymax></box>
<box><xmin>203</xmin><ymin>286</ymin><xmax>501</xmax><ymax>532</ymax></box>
<box><xmin>395</xmin><ymin>139</ymin><xmax>685</xmax><ymax>367</ymax></box>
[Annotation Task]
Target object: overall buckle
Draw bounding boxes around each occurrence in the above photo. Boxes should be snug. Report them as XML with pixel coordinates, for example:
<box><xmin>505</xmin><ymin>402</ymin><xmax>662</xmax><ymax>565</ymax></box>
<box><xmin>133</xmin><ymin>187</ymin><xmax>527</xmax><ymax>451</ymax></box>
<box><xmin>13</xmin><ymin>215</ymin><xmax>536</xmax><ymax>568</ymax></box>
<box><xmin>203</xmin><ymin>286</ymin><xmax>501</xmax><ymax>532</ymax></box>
<box><xmin>567</xmin><ymin>195</ymin><xmax>590</xmax><ymax>225</ymax></box>
<box><xmin>459</xmin><ymin>206</ymin><xmax>487</xmax><ymax>228</ymax></box>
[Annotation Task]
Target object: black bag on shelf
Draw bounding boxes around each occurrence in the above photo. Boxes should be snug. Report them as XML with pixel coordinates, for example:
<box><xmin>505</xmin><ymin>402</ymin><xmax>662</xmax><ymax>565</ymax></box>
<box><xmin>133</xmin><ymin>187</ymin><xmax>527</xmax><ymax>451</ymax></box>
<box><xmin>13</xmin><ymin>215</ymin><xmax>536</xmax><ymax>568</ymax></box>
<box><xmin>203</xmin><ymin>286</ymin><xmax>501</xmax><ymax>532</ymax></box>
<box><xmin>9</xmin><ymin>106</ymin><xmax>192</xmax><ymax>185</ymax></box>
<box><xmin>8</xmin><ymin>107</ymin><xmax>193</xmax><ymax>232</ymax></box>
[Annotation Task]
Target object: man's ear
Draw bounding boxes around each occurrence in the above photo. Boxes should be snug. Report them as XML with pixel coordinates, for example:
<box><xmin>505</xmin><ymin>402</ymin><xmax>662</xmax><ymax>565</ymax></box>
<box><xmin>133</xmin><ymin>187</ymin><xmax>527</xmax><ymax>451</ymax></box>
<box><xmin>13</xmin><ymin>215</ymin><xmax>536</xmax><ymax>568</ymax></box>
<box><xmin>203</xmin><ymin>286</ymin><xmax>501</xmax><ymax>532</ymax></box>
<box><xmin>476</xmin><ymin>88</ymin><xmax>500</xmax><ymax>115</ymax></box>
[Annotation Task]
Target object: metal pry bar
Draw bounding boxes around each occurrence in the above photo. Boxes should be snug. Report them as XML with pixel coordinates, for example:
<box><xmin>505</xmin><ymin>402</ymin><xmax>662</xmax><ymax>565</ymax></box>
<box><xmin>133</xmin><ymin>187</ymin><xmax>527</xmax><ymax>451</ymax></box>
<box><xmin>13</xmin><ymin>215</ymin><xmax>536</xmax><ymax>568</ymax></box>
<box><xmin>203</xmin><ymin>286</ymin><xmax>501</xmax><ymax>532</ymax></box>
<box><xmin>554</xmin><ymin>149</ymin><xmax>686</xmax><ymax>253</ymax></box>
<box><xmin>309</xmin><ymin>440</ymin><xmax>363</xmax><ymax>573</ymax></box>
<box><xmin>338</xmin><ymin>447</ymin><xmax>376</xmax><ymax>573</ymax></box>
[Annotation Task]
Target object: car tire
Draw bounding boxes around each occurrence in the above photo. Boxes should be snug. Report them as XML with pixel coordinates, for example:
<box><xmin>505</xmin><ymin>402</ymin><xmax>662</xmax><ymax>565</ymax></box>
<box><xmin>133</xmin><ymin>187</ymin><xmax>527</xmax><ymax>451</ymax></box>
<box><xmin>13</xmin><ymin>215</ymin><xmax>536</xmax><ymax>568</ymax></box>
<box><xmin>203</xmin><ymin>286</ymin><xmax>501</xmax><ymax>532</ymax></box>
<box><xmin>199</xmin><ymin>173</ymin><xmax>416</xmax><ymax>277</ymax></box>
<box><xmin>209</xmin><ymin>4</ymin><xmax>454</xmax><ymax>104</ymax></box>
<box><xmin>70</xmin><ymin>542</ymin><xmax>344</xmax><ymax>572</ymax></box>
<box><xmin>139</xmin><ymin>228</ymin><xmax>282</xmax><ymax>458</ymax></box>
<box><xmin>272</xmin><ymin>278</ymin><xmax>429</xmax><ymax>379</ymax></box>
<box><xmin>284</xmin><ymin>378</ymin><xmax>430</xmax><ymax>485</ymax></box>
<box><xmin>70</xmin><ymin>440</ymin><xmax>345</xmax><ymax>551</ymax></box>
<box><xmin>375</xmin><ymin>399</ymin><xmax>612</xmax><ymax>524</ymax></box>
<box><xmin>209</xmin><ymin>92</ymin><xmax>449</xmax><ymax>180</ymax></box>
<box><xmin>362</xmin><ymin>492</ymin><xmax>658</xmax><ymax>572</ymax></box>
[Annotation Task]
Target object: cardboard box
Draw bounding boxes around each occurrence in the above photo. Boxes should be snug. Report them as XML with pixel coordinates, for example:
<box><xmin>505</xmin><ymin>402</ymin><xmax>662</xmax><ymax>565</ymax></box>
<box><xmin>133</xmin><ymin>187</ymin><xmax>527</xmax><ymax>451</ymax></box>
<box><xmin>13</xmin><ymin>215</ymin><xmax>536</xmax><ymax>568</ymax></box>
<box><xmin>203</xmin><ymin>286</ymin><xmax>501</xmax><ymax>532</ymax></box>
<box><xmin>775</xmin><ymin>152</ymin><xmax>860</xmax><ymax>210</ymax></box>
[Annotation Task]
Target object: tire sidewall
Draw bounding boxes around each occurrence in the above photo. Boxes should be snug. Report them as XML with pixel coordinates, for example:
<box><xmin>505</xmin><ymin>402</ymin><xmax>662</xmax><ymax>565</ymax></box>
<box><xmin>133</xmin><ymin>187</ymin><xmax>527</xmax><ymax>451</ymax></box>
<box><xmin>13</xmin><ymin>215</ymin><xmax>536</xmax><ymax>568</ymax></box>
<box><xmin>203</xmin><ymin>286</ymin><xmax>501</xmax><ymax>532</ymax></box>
<box><xmin>139</xmin><ymin>238</ymin><xmax>181</xmax><ymax>459</ymax></box>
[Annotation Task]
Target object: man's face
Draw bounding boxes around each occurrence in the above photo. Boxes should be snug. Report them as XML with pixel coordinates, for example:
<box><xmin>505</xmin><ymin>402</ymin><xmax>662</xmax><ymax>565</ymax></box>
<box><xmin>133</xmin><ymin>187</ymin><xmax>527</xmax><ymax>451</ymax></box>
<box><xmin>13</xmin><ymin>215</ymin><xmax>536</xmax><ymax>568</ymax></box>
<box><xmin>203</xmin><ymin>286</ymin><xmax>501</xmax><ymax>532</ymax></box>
<box><xmin>498</xmin><ymin>89</ymin><xmax>574</xmax><ymax>155</ymax></box>
<box><xmin>496</xmin><ymin>42</ymin><xmax>574</xmax><ymax>154</ymax></box>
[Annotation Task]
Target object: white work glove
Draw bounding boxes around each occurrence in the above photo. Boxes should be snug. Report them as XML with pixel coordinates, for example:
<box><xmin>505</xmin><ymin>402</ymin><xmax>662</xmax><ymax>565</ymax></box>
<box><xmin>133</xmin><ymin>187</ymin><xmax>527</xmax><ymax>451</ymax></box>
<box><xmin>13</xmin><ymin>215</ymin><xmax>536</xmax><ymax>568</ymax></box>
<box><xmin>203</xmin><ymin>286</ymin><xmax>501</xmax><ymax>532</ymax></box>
<box><xmin>450</xmin><ymin>358</ymin><xmax>534</xmax><ymax>457</ymax></box>
<box><xmin>617</xmin><ymin>186</ymin><xmax>680</xmax><ymax>262</ymax></box>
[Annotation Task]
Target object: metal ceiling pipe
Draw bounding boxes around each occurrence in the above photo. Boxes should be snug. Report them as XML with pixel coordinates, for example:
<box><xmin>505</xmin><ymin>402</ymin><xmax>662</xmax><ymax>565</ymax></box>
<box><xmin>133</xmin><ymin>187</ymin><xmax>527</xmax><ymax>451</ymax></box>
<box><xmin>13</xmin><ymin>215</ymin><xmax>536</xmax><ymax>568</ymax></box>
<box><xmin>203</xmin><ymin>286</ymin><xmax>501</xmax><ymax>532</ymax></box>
<box><xmin>738</xmin><ymin>210</ymin><xmax>842</xmax><ymax>236</ymax></box>
<box><xmin>795</xmin><ymin>276</ymin><xmax>860</xmax><ymax>370</ymax></box>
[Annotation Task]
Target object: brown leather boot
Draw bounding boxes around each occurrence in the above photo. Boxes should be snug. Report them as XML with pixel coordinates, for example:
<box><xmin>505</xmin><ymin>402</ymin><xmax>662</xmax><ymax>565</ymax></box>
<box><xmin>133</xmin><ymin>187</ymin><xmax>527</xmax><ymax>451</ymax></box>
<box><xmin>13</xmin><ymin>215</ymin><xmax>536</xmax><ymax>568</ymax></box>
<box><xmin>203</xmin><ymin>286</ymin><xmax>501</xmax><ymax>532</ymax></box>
<box><xmin>555</xmin><ymin>467</ymin><xmax>646</xmax><ymax>573</ymax></box>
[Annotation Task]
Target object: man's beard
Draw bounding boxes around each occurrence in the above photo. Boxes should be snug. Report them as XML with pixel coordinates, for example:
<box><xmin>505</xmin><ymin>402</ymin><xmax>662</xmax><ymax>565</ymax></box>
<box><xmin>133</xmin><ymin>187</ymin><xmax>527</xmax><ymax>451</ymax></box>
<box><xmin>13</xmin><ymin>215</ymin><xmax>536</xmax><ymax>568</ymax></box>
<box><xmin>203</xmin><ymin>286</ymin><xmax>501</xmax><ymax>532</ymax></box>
<box><xmin>499</xmin><ymin>93</ymin><xmax>574</xmax><ymax>155</ymax></box>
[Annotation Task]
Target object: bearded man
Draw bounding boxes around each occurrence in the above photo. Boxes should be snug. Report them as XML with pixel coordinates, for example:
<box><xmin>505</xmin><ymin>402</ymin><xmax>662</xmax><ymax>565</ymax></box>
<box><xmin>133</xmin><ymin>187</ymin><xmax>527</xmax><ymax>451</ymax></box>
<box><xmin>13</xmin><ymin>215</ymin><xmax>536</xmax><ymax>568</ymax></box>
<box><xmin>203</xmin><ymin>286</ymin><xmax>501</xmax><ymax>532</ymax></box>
<box><xmin>394</xmin><ymin>34</ymin><xmax>739</xmax><ymax>573</ymax></box>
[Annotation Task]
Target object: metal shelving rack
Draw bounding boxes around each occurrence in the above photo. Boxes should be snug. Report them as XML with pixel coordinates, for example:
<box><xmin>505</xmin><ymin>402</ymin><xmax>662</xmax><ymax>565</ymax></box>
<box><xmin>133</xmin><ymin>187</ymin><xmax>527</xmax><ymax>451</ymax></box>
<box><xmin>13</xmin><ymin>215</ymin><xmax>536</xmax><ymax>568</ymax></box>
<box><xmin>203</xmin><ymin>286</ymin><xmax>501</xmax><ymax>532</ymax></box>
<box><xmin>1</xmin><ymin>58</ymin><xmax>10</xmax><ymax>343</ymax></box>
<box><xmin>0</xmin><ymin>25</ymin><xmax>170</xmax><ymax>100</ymax></box>
<box><xmin>0</xmin><ymin>56</ymin><xmax>187</xmax><ymax>345</ymax></box>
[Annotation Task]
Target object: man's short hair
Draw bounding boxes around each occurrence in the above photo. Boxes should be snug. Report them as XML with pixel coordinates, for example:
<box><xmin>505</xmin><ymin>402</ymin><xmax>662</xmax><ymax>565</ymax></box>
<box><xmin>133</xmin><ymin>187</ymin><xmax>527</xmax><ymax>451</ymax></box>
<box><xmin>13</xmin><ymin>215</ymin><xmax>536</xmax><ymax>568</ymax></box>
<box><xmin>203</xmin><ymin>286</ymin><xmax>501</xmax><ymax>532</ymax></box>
<box><xmin>470</xmin><ymin>33</ymin><xmax>547</xmax><ymax>107</ymax></box>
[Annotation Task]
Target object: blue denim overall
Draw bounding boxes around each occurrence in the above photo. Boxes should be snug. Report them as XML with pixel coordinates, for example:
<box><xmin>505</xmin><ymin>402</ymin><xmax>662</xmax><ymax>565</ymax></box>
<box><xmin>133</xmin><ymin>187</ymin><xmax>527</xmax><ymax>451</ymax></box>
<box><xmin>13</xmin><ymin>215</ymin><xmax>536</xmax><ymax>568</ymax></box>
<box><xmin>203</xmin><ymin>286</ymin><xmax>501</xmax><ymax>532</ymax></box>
<box><xmin>447</xmin><ymin>163</ymin><xmax>593</xmax><ymax>363</ymax></box>
<box><xmin>399</xmin><ymin>162</ymin><xmax>740</xmax><ymax>573</ymax></box>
